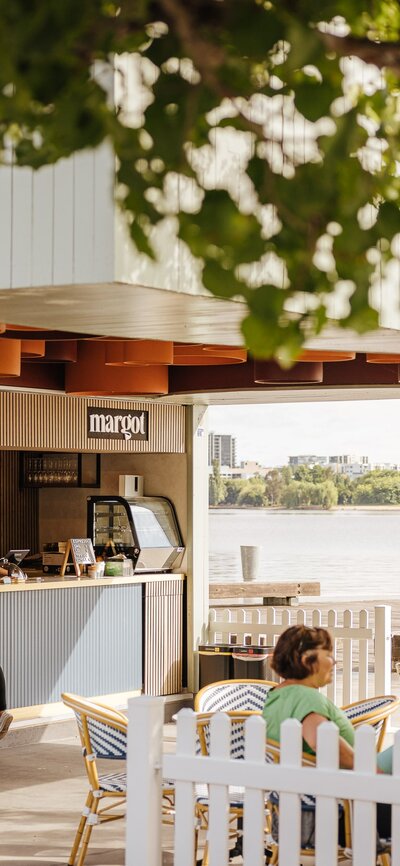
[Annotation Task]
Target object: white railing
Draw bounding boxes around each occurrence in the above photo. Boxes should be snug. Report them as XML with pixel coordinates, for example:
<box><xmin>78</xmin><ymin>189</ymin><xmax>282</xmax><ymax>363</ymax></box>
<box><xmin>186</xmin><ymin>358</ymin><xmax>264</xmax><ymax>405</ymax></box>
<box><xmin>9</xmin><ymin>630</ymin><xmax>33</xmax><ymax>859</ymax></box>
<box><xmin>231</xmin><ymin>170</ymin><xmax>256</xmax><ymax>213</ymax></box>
<box><xmin>208</xmin><ymin>605</ymin><xmax>392</xmax><ymax>705</ymax></box>
<box><xmin>126</xmin><ymin>696</ymin><xmax>400</xmax><ymax>866</ymax></box>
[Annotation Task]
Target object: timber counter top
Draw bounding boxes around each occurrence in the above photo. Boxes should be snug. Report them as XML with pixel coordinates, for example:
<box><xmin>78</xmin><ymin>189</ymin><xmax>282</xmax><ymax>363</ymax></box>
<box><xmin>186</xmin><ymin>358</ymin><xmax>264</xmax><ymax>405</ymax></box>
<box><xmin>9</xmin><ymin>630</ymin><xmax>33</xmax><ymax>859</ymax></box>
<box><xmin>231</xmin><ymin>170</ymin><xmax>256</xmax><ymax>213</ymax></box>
<box><xmin>0</xmin><ymin>572</ymin><xmax>185</xmax><ymax>592</ymax></box>
<box><xmin>209</xmin><ymin>580</ymin><xmax>320</xmax><ymax>600</ymax></box>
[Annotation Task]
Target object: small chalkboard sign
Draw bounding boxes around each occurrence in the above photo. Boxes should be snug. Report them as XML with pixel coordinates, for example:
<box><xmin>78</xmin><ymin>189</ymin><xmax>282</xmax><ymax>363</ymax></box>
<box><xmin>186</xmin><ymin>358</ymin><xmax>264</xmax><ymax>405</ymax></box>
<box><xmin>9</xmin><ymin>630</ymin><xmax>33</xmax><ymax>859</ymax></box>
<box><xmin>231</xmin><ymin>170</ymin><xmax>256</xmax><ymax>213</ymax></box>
<box><xmin>60</xmin><ymin>538</ymin><xmax>96</xmax><ymax>577</ymax></box>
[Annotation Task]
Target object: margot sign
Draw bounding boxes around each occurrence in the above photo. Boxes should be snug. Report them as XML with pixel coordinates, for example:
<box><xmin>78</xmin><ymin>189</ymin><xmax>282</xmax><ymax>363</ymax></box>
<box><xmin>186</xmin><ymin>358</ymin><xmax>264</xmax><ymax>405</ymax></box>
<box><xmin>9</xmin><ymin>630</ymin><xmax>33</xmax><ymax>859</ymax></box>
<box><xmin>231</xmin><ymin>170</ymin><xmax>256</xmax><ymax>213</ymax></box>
<box><xmin>87</xmin><ymin>408</ymin><xmax>148</xmax><ymax>442</ymax></box>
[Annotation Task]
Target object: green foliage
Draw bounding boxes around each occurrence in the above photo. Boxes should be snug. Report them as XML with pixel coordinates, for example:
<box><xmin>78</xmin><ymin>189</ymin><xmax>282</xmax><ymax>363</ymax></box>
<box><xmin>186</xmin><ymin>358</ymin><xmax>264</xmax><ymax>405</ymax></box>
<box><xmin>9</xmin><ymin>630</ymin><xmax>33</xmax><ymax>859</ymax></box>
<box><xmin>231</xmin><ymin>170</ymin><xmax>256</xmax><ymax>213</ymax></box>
<box><xmin>280</xmin><ymin>478</ymin><xmax>338</xmax><ymax>509</ymax></box>
<box><xmin>237</xmin><ymin>476</ymin><xmax>267</xmax><ymax>507</ymax></box>
<box><xmin>222</xmin><ymin>478</ymin><xmax>243</xmax><ymax>506</ymax></box>
<box><xmin>352</xmin><ymin>469</ymin><xmax>400</xmax><ymax>504</ymax></box>
<box><xmin>264</xmin><ymin>468</ymin><xmax>284</xmax><ymax>506</ymax></box>
<box><xmin>1</xmin><ymin>0</ymin><xmax>400</xmax><ymax>359</ymax></box>
<box><xmin>214</xmin><ymin>465</ymin><xmax>400</xmax><ymax>509</ymax></box>
<box><xmin>209</xmin><ymin>459</ymin><xmax>226</xmax><ymax>506</ymax></box>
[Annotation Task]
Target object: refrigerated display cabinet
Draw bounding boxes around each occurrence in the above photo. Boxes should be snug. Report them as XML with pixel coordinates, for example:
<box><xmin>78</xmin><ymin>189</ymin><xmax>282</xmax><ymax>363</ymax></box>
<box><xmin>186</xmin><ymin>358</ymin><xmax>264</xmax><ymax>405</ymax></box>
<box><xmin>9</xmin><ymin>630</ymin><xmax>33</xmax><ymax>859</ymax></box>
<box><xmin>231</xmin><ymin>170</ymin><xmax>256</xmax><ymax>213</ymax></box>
<box><xmin>87</xmin><ymin>494</ymin><xmax>185</xmax><ymax>573</ymax></box>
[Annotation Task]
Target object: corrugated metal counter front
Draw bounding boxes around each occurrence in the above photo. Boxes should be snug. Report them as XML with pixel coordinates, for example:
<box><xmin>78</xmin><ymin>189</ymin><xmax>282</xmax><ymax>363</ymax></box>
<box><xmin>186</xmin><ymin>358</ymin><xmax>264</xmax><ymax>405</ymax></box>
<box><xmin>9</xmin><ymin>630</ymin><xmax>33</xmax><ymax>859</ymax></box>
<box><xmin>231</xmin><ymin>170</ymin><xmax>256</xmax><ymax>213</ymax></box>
<box><xmin>0</xmin><ymin>573</ymin><xmax>185</xmax><ymax>709</ymax></box>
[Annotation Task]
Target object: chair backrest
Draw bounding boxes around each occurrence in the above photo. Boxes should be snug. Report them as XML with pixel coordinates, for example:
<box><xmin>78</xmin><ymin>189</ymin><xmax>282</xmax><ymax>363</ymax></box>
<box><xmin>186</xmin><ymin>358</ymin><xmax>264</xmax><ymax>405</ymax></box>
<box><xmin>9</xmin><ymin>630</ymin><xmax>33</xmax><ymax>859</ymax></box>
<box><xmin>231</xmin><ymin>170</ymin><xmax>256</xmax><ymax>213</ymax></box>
<box><xmin>195</xmin><ymin>710</ymin><xmax>258</xmax><ymax>758</ymax></box>
<box><xmin>342</xmin><ymin>694</ymin><xmax>400</xmax><ymax>751</ymax></box>
<box><xmin>62</xmin><ymin>693</ymin><xmax>128</xmax><ymax>789</ymax></box>
<box><xmin>194</xmin><ymin>679</ymin><xmax>276</xmax><ymax>713</ymax></box>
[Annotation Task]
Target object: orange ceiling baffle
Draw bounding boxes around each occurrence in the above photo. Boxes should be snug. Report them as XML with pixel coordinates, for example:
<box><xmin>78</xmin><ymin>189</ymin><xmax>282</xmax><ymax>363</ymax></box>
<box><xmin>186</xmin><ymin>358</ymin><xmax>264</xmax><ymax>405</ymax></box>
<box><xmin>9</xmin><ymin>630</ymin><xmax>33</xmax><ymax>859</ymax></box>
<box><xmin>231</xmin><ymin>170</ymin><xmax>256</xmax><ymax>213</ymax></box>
<box><xmin>105</xmin><ymin>340</ymin><xmax>174</xmax><ymax>366</ymax></box>
<box><xmin>298</xmin><ymin>350</ymin><xmax>356</xmax><ymax>362</ymax></box>
<box><xmin>253</xmin><ymin>360</ymin><xmax>323</xmax><ymax>384</ymax></box>
<box><xmin>21</xmin><ymin>340</ymin><xmax>46</xmax><ymax>359</ymax></box>
<box><xmin>173</xmin><ymin>344</ymin><xmax>247</xmax><ymax>365</ymax></box>
<box><xmin>65</xmin><ymin>342</ymin><xmax>169</xmax><ymax>396</ymax></box>
<box><xmin>0</xmin><ymin>339</ymin><xmax>21</xmax><ymax>377</ymax></box>
<box><xmin>366</xmin><ymin>354</ymin><xmax>400</xmax><ymax>363</ymax></box>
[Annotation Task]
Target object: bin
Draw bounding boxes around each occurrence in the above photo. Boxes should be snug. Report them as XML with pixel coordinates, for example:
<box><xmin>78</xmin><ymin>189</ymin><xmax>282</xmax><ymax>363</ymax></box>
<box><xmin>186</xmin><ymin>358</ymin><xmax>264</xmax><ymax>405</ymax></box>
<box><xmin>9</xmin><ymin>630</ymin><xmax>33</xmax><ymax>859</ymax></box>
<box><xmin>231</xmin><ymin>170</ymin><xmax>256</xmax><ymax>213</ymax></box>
<box><xmin>232</xmin><ymin>646</ymin><xmax>276</xmax><ymax>681</ymax></box>
<box><xmin>198</xmin><ymin>644</ymin><xmax>234</xmax><ymax>688</ymax></box>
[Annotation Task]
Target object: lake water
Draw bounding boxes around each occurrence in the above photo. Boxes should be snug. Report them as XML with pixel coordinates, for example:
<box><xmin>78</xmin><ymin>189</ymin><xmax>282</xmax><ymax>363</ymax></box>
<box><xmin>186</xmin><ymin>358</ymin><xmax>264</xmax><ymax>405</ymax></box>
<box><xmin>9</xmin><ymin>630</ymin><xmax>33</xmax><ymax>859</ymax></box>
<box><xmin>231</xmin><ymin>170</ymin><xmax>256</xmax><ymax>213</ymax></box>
<box><xmin>209</xmin><ymin>508</ymin><xmax>400</xmax><ymax>598</ymax></box>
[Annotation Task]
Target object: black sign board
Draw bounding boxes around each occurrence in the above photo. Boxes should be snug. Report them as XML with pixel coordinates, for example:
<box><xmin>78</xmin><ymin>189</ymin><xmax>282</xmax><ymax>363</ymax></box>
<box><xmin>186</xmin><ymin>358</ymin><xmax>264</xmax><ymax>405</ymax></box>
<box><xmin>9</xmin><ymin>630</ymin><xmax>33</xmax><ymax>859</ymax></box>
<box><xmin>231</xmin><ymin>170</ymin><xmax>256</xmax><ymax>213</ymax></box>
<box><xmin>87</xmin><ymin>408</ymin><xmax>148</xmax><ymax>442</ymax></box>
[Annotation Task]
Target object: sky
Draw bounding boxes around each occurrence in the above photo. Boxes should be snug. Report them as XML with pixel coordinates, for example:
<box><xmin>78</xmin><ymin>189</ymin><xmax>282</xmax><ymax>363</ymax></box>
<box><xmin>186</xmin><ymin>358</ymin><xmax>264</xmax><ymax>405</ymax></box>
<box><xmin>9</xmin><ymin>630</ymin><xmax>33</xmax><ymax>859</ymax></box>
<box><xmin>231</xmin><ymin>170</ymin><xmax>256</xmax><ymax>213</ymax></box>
<box><xmin>208</xmin><ymin>399</ymin><xmax>400</xmax><ymax>467</ymax></box>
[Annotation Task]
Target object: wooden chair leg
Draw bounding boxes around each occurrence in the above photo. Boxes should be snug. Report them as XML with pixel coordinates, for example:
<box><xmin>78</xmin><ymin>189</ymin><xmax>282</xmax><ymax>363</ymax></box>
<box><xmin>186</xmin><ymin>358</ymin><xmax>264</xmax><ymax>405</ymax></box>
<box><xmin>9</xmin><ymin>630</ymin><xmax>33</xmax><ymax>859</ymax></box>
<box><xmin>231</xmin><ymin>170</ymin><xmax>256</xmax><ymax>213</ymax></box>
<box><xmin>269</xmin><ymin>844</ymin><xmax>279</xmax><ymax>864</ymax></box>
<box><xmin>201</xmin><ymin>839</ymin><xmax>209</xmax><ymax>866</ymax></box>
<box><xmin>76</xmin><ymin>795</ymin><xmax>100</xmax><ymax>866</ymax></box>
<box><xmin>68</xmin><ymin>792</ymin><xmax>94</xmax><ymax>866</ymax></box>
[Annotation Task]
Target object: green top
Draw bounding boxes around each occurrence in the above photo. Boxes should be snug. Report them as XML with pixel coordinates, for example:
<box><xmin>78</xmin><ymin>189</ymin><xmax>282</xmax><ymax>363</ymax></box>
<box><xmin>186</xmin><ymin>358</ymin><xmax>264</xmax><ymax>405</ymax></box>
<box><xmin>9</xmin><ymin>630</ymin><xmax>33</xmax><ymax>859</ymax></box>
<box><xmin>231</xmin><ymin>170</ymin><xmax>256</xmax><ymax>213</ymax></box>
<box><xmin>262</xmin><ymin>684</ymin><xmax>355</xmax><ymax>754</ymax></box>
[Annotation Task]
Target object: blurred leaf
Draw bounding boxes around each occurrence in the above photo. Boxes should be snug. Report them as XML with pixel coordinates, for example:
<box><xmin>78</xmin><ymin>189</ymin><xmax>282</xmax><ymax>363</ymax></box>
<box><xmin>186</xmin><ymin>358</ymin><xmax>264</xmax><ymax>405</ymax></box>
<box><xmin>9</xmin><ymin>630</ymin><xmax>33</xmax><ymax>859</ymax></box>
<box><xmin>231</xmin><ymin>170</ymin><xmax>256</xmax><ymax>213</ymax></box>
<box><xmin>375</xmin><ymin>201</ymin><xmax>400</xmax><ymax>240</ymax></box>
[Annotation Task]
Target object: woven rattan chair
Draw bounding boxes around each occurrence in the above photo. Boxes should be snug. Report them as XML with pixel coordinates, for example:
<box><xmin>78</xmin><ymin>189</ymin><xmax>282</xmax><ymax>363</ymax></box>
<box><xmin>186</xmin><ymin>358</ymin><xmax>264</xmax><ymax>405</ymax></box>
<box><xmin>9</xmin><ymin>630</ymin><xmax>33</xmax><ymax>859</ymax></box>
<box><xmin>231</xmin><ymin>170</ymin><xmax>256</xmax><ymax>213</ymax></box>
<box><xmin>266</xmin><ymin>737</ymin><xmax>392</xmax><ymax>866</ymax></box>
<box><xmin>194</xmin><ymin>678</ymin><xmax>276</xmax><ymax>713</ymax></box>
<box><xmin>62</xmin><ymin>693</ymin><xmax>175</xmax><ymax>866</ymax></box>
<box><xmin>265</xmin><ymin>738</ymin><xmax>355</xmax><ymax>864</ymax></box>
<box><xmin>195</xmin><ymin>711</ymin><xmax>270</xmax><ymax>866</ymax></box>
<box><xmin>341</xmin><ymin>694</ymin><xmax>400</xmax><ymax>751</ymax></box>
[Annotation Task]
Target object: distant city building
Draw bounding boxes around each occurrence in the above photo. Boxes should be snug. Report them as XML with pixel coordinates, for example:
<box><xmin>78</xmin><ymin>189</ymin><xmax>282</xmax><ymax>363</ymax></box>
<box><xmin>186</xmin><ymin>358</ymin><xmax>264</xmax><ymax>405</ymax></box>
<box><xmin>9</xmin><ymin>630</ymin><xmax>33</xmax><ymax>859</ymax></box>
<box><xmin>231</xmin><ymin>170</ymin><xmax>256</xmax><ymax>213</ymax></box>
<box><xmin>328</xmin><ymin>455</ymin><xmax>370</xmax><ymax>478</ymax></box>
<box><xmin>217</xmin><ymin>460</ymin><xmax>269</xmax><ymax>479</ymax></box>
<box><xmin>208</xmin><ymin>432</ymin><xmax>237</xmax><ymax>468</ymax></box>
<box><xmin>329</xmin><ymin>454</ymin><xmax>367</xmax><ymax>465</ymax></box>
<box><xmin>289</xmin><ymin>455</ymin><xmax>328</xmax><ymax>466</ymax></box>
<box><xmin>287</xmin><ymin>453</ymin><xmax>400</xmax><ymax>478</ymax></box>
<box><xmin>372</xmin><ymin>462</ymin><xmax>400</xmax><ymax>471</ymax></box>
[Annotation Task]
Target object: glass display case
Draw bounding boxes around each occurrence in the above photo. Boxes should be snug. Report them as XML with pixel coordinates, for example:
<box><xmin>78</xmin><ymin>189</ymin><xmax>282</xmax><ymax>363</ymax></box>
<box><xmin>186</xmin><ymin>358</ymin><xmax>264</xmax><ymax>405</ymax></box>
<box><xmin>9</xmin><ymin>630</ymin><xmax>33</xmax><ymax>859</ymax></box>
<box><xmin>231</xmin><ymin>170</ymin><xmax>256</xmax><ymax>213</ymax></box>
<box><xmin>87</xmin><ymin>495</ymin><xmax>185</xmax><ymax>573</ymax></box>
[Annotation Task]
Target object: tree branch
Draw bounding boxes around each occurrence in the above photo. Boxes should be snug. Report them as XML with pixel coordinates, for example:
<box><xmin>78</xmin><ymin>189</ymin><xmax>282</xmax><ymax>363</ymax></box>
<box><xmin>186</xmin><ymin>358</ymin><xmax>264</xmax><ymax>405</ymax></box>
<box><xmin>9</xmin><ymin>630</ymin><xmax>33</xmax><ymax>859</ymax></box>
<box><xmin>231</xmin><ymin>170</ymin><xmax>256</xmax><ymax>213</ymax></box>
<box><xmin>320</xmin><ymin>32</ymin><xmax>400</xmax><ymax>72</ymax></box>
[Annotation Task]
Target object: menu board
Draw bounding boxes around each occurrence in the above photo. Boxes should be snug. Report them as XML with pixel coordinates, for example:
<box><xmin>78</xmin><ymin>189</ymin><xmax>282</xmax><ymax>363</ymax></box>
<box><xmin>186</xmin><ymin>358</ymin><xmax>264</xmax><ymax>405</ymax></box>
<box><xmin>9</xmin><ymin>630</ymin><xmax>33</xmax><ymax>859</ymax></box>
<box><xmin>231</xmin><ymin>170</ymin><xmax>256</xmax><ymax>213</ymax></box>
<box><xmin>61</xmin><ymin>538</ymin><xmax>96</xmax><ymax>577</ymax></box>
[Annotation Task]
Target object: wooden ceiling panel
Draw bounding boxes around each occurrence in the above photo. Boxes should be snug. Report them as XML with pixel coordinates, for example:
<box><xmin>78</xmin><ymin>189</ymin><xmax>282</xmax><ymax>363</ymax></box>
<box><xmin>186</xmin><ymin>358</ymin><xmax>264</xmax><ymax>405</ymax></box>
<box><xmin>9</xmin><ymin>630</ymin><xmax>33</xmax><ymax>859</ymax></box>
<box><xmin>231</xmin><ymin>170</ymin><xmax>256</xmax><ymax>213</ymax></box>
<box><xmin>0</xmin><ymin>282</ymin><xmax>400</xmax><ymax>354</ymax></box>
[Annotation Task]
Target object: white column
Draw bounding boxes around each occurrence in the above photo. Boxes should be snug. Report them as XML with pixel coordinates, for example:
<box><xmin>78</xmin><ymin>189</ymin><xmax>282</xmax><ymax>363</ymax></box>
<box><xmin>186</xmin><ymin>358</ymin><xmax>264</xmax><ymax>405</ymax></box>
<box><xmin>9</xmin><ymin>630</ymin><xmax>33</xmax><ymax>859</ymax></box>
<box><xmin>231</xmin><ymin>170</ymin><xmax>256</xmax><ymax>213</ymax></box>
<box><xmin>126</xmin><ymin>696</ymin><xmax>164</xmax><ymax>866</ymax></box>
<box><xmin>185</xmin><ymin>404</ymin><xmax>209</xmax><ymax>693</ymax></box>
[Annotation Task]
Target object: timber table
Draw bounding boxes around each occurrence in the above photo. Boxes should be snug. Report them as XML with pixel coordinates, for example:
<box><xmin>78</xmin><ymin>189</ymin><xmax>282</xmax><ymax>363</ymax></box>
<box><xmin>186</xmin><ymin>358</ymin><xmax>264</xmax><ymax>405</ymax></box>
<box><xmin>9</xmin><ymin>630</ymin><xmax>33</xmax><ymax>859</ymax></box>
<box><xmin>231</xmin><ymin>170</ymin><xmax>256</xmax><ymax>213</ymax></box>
<box><xmin>209</xmin><ymin>581</ymin><xmax>321</xmax><ymax>606</ymax></box>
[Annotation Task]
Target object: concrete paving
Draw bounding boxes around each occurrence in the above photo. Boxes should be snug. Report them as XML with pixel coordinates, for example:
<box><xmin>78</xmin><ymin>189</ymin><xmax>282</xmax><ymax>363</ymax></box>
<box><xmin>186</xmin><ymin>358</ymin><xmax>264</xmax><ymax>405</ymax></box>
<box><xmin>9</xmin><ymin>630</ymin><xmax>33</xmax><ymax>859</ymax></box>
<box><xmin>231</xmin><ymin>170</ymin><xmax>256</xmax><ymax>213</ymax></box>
<box><xmin>0</xmin><ymin>725</ymin><xmax>177</xmax><ymax>866</ymax></box>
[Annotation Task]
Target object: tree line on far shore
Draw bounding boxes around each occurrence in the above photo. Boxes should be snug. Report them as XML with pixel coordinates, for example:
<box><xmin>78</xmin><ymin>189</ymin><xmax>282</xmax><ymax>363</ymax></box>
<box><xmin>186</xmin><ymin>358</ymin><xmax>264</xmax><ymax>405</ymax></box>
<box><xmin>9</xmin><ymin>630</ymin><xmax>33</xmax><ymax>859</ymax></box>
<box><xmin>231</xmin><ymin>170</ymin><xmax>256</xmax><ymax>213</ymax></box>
<box><xmin>209</xmin><ymin>463</ymin><xmax>400</xmax><ymax>510</ymax></box>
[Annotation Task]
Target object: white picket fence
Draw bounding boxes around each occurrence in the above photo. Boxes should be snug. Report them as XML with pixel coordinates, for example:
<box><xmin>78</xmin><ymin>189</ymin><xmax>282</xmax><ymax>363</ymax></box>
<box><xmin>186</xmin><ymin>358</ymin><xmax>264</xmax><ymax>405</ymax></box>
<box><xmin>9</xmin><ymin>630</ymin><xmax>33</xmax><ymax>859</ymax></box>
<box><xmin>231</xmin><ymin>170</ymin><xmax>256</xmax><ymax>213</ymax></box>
<box><xmin>126</xmin><ymin>696</ymin><xmax>400</xmax><ymax>866</ymax></box>
<box><xmin>208</xmin><ymin>605</ymin><xmax>392</xmax><ymax>705</ymax></box>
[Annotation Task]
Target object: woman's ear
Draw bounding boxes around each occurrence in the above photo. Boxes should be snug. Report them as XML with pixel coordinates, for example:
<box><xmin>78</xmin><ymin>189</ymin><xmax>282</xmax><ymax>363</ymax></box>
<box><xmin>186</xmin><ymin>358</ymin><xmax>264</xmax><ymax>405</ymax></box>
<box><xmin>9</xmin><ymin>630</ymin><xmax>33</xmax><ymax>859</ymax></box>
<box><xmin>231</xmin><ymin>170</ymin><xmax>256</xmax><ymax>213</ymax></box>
<box><xmin>302</xmin><ymin>650</ymin><xmax>318</xmax><ymax>674</ymax></box>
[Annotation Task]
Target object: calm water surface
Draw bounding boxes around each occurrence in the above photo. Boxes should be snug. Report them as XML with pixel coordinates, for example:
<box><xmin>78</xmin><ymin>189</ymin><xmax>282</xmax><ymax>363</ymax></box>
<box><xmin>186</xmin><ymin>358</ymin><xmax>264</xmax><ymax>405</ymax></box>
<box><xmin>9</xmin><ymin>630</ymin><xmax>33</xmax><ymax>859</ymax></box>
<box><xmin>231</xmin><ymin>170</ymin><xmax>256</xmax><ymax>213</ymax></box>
<box><xmin>209</xmin><ymin>508</ymin><xmax>400</xmax><ymax>598</ymax></box>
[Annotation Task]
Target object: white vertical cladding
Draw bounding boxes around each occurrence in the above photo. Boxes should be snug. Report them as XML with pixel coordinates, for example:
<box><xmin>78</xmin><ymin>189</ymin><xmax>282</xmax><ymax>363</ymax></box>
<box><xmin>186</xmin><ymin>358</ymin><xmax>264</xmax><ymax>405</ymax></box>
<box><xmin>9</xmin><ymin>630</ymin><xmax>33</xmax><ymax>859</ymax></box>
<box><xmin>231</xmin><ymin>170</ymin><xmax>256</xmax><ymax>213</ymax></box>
<box><xmin>73</xmin><ymin>150</ymin><xmax>96</xmax><ymax>283</ymax></box>
<box><xmin>0</xmin><ymin>145</ymin><xmax>114</xmax><ymax>290</ymax></box>
<box><xmin>93</xmin><ymin>140</ymin><xmax>115</xmax><ymax>282</ymax></box>
<box><xmin>32</xmin><ymin>166</ymin><xmax>54</xmax><ymax>286</ymax></box>
<box><xmin>53</xmin><ymin>157</ymin><xmax>74</xmax><ymax>285</ymax></box>
<box><xmin>11</xmin><ymin>165</ymin><xmax>33</xmax><ymax>288</ymax></box>
<box><xmin>0</xmin><ymin>161</ymin><xmax>12</xmax><ymax>289</ymax></box>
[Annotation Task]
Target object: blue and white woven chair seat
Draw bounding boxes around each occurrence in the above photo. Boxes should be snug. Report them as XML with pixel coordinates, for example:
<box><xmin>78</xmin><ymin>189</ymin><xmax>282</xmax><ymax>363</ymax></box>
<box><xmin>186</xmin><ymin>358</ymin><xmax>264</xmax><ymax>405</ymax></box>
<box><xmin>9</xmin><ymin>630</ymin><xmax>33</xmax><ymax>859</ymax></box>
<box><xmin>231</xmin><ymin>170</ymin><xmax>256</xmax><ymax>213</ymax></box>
<box><xmin>98</xmin><ymin>771</ymin><xmax>174</xmax><ymax>797</ymax></box>
<box><xmin>195</xmin><ymin>680</ymin><xmax>275</xmax><ymax>714</ymax></box>
<box><xmin>98</xmin><ymin>771</ymin><xmax>127</xmax><ymax>793</ymax></box>
<box><xmin>268</xmin><ymin>791</ymin><xmax>344</xmax><ymax>851</ymax></box>
<box><xmin>195</xmin><ymin>783</ymin><xmax>248</xmax><ymax>807</ymax></box>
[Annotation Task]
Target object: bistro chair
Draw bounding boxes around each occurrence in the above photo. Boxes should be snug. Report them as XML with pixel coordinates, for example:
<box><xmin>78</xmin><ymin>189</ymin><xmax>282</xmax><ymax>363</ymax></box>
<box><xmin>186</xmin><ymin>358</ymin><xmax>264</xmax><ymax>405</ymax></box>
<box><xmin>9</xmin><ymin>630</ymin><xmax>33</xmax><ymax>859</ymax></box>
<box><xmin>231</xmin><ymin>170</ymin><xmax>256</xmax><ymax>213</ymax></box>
<box><xmin>265</xmin><ymin>738</ymin><xmax>356</xmax><ymax>864</ymax></box>
<box><xmin>341</xmin><ymin>694</ymin><xmax>400</xmax><ymax>751</ymax></box>
<box><xmin>62</xmin><ymin>693</ymin><xmax>175</xmax><ymax>866</ymax></box>
<box><xmin>194</xmin><ymin>678</ymin><xmax>276</xmax><ymax>714</ymax></box>
<box><xmin>195</xmin><ymin>711</ymin><xmax>271</xmax><ymax>866</ymax></box>
<box><xmin>266</xmin><ymin>737</ymin><xmax>392</xmax><ymax>866</ymax></box>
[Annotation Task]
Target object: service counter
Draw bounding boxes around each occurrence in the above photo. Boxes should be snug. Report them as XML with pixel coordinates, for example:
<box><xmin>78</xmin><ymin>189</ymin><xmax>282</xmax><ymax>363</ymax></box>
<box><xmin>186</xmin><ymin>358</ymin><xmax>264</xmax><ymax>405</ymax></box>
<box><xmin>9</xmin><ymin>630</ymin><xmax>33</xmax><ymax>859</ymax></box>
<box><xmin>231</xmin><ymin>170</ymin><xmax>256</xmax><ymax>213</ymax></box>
<box><xmin>0</xmin><ymin>573</ymin><xmax>185</xmax><ymax>710</ymax></box>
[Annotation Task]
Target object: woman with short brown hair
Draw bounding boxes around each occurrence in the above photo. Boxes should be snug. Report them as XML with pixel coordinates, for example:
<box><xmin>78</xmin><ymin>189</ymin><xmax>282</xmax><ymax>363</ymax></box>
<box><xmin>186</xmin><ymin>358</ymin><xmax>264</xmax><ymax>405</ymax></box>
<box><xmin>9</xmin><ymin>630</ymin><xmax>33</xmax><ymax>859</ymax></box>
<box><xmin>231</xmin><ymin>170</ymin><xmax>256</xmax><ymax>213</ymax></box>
<box><xmin>263</xmin><ymin>624</ymin><xmax>355</xmax><ymax>766</ymax></box>
<box><xmin>262</xmin><ymin>624</ymin><xmax>392</xmax><ymax>840</ymax></box>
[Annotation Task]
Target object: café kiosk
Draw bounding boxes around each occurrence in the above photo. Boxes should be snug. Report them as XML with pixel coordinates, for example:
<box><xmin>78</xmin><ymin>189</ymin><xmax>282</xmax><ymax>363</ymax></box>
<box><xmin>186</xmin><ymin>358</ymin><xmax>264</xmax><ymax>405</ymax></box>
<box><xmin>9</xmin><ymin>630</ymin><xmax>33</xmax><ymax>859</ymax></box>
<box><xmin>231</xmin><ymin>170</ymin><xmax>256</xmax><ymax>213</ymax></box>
<box><xmin>0</xmin><ymin>393</ymin><xmax>187</xmax><ymax>717</ymax></box>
